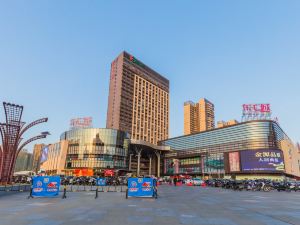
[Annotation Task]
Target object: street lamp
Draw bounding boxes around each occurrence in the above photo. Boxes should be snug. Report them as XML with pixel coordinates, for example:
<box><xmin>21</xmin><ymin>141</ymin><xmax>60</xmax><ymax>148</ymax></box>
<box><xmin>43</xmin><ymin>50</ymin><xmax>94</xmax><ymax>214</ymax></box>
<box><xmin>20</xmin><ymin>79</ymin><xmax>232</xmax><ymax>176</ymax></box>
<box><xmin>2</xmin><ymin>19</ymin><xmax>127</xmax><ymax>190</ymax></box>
<box><xmin>0</xmin><ymin>102</ymin><xmax>49</xmax><ymax>184</ymax></box>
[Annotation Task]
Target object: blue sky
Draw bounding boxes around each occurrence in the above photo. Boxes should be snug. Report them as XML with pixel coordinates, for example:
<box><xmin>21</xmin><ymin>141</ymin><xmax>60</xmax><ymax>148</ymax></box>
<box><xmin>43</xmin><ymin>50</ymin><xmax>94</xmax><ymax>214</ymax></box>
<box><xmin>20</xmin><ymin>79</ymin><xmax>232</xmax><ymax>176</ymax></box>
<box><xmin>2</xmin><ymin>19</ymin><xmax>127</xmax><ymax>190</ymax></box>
<box><xmin>0</xmin><ymin>1</ymin><xmax>299</xmax><ymax>151</ymax></box>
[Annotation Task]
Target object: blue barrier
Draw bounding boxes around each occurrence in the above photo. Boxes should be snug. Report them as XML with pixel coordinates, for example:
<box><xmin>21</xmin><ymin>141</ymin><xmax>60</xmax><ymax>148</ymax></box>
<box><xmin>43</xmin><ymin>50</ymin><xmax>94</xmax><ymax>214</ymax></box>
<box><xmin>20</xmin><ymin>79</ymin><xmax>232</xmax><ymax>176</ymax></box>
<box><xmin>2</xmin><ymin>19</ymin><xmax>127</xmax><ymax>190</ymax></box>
<box><xmin>32</xmin><ymin>176</ymin><xmax>60</xmax><ymax>197</ymax></box>
<box><xmin>96</xmin><ymin>178</ymin><xmax>107</xmax><ymax>186</ymax></box>
<box><xmin>127</xmin><ymin>177</ymin><xmax>157</xmax><ymax>198</ymax></box>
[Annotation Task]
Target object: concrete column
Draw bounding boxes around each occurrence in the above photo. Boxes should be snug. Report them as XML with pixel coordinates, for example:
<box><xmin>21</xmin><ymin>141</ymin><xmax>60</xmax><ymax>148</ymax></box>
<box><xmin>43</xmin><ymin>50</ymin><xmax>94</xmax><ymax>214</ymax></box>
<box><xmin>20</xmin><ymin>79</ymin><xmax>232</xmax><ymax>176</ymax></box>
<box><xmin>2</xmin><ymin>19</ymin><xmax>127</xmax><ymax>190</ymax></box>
<box><xmin>149</xmin><ymin>156</ymin><xmax>152</xmax><ymax>176</ymax></box>
<box><xmin>155</xmin><ymin>151</ymin><xmax>161</xmax><ymax>177</ymax></box>
<box><xmin>137</xmin><ymin>150</ymin><xmax>142</xmax><ymax>176</ymax></box>
<box><xmin>157</xmin><ymin>154</ymin><xmax>160</xmax><ymax>178</ymax></box>
<box><xmin>129</xmin><ymin>154</ymin><xmax>132</xmax><ymax>171</ymax></box>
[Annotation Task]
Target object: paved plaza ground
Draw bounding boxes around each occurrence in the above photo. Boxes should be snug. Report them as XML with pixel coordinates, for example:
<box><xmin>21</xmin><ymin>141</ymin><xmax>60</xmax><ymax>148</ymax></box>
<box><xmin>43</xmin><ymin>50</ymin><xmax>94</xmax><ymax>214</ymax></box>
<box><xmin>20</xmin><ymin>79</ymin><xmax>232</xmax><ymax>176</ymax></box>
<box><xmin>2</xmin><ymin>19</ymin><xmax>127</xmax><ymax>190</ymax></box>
<box><xmin>1</xmin><ymin>185</ymin><xmax>300</xmax><ymax>225</ymax></box>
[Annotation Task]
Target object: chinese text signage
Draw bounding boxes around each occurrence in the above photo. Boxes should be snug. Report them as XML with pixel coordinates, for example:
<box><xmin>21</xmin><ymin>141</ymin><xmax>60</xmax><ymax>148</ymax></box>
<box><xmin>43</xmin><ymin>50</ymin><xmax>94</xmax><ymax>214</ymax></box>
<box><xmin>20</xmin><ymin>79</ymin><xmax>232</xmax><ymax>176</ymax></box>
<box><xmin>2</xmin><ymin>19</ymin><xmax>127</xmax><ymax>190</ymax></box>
<box><xmin>242</xmin><ymin>104</ymin><xmax>271</xmax><ymax>121</ymax></box>
<box><xmin>240</xmin><ymin>149</ymin><xmax>284</xmax><ymax>171</ymax></box>
<box><xmin>243</xmin><ymin>104</ymin><xmax>271</xmax><ymax>113</ymax></box>
<box><xmin>70</xmin><ymin>117</ymin><xmax>93</xmax><ymax>130</ymax></box>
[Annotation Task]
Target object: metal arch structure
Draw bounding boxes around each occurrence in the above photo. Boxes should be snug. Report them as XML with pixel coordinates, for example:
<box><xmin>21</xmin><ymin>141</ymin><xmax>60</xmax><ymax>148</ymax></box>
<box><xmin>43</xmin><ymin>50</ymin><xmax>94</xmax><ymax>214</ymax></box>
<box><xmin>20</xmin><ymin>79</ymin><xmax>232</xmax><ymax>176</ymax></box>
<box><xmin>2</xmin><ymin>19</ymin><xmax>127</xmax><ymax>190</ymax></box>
<box><xmin>18</xmin><ymin>118</ymin><xmax>48</xmax><ymax>139</ymax></box>
<box><xmin>0</xmin><ymin>102</ymin><xmax>49</xmax><ymax>184</ymax></box>
<box><xmin>17</xmin><ymin>134</ymin><xmax>47</xmax><ymax>154</ymax></box>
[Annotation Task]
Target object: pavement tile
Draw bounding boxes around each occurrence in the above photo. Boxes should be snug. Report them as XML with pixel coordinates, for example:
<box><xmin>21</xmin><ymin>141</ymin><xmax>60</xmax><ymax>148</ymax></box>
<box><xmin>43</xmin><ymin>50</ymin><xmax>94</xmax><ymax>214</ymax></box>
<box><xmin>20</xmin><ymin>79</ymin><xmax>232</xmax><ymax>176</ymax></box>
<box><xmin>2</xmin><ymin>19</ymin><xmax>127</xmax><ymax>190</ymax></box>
<box><xmin>1</xmin><ymin>186</ymin><xmax>300</xmax><ymax>225</ymax></box>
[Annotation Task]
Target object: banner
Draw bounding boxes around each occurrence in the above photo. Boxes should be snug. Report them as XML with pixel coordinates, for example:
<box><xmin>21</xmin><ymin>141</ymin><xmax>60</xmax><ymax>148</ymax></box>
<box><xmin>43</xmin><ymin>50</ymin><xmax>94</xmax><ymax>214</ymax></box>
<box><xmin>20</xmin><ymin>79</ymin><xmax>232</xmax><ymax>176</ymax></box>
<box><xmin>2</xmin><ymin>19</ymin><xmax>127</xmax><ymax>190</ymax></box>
<box><xmin>32</xmin><ymin>176</ymin><xmax>60</xmax><ymax>197</ymax></box>
<box><xmin>229</xmin><ymin>152</ymin><xmax>240</xmax><ymax>172</ymax></box>
<box><xmin>40</xmin><ymin>146</ymin><xmax>49</xmax><ymax>163</ymax></box>
<box><xmin>240</xmin><ymin>149</ymin><xmax>285</xmax><ymax>171</ymax></box>
<box><xmin>203</xmin><ymin>153</ymin><xmax>224</xmax><ymax>173</ymax></box>
<box><xmin>96</xmin><ymin>178</ymin><xmax>107</xmax><ymax>186</ymax></box>
<box><xmin>104</xmin><ymin>169</ymin><xmax>114</xmax><ymax>177</ymax></box>
<box><xmin>74</xmin><ymin>169</ymin><xmax>94</xmax><ymax>176</ymax></box>
<box><xmin>127</xmin><ymin>178</ymin><xmax>155</xmax><ymax>197</ymax></box>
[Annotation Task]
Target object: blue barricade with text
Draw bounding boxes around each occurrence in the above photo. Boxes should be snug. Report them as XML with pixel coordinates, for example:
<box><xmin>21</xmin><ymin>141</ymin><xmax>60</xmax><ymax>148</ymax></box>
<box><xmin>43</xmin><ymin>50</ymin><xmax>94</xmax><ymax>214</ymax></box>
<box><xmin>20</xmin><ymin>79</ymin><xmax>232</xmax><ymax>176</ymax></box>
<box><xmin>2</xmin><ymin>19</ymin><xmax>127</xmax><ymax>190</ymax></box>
<box><xmin>32</xmin><ymin>176</ymin><xmax>61</xmax><ymax>197</ymax></box>
<box><xmin>96</xmin><ymin>178</ymin><xmax>107</xmax><ymax>186</ymax></box>
<box><xmin>127</xmin><ymin>177</ymin><xmax>156</xmax><ymax>197</ymax></box>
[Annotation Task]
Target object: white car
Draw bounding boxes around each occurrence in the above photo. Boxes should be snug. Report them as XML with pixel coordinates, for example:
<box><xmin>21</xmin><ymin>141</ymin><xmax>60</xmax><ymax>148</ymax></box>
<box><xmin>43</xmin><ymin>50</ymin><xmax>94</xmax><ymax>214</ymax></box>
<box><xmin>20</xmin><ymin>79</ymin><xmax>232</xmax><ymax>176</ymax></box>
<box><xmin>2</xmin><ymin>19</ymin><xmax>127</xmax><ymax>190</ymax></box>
<box><xmin>185</xmin><ymin>179</ymin><xmax>193</xmax><ymax>185</ymax></box>
<box><xmin>192</xmin><ymin>178</ymin><xmax>204</xmax><ymax>186</ymax></box>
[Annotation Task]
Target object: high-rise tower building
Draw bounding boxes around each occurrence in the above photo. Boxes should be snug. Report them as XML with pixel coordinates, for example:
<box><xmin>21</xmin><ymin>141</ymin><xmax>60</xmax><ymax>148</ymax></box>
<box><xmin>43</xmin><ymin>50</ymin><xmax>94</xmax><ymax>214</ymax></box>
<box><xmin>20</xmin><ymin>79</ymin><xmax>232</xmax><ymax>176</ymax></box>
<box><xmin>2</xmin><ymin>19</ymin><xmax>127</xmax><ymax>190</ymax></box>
<box><xmin>106</xmin><ymin>51</ymin><xmax>169</xmax><ymax>144</ymax></box>
<box><xmin>184</xmin><ymin>101</ymin><xmax>198</xmax><ymax>135</ymax></box>
<box><xmin>184</xmin><ymin>98</ymin><xmax>215</xmax><ymax>135</ymax></box>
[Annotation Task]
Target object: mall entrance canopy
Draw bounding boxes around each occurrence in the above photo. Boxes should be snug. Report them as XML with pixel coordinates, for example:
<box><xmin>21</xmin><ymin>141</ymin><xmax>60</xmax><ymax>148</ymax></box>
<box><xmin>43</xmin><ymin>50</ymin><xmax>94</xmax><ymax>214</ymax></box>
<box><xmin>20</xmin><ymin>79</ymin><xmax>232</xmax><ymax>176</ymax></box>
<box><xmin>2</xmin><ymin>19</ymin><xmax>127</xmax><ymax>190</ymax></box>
<box><xmin>129</xmin><ymin>139</ymin><xmax>170</xmax><ymax>177</ymax></box>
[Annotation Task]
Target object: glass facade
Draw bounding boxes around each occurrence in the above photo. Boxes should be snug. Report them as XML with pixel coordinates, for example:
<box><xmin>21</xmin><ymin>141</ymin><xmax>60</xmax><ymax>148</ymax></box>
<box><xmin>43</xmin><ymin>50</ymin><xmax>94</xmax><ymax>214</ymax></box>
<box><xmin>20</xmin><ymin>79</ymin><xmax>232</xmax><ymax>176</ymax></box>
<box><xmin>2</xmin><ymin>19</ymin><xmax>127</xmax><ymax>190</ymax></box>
<box><xmin>60</xmin><ymin>128</ymin><xmax>129</xmax><ymax>172</ymax></box>
<box><xmin>160</xmin><ymin>120</ymin><xmax>300</xmax><ymax>177</ymax></box>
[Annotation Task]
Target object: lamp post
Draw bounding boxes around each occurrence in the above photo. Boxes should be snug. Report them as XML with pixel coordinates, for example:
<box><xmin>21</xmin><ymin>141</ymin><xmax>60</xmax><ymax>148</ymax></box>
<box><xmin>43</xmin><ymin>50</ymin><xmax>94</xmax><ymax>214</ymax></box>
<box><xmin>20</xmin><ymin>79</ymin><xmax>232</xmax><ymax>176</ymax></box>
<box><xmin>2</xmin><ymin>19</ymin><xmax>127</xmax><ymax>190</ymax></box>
<box><xmin>0</xmin><ymin>102</ymin><xmax>49</xmax><ymax>184</ymax></box>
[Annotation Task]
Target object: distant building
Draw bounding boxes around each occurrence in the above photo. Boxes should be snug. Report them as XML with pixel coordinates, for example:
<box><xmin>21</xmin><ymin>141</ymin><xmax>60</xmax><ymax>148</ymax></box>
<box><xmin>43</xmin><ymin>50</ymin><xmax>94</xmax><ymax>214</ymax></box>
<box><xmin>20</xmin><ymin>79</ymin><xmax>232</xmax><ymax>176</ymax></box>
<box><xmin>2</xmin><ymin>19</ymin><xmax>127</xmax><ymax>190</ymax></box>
<box><xmin>106</xmin><ymin>51</ymin><xmax>169</xmax><ymax>145</ymax></box>
<box><xmin>184</xmin><ymin>98</ymin><xmax>215</xmax><ymax>135</ymax></box>
<box><xmin>14</xmin><ymin>149</ymin><xmax>33</xmax><ymax>172</ymax></box>
<box><xmin>32</xmin><ymin>144</ymin><xmax>45</xmax><ymax>173</ymax></box>
<box><xmin>40</xmin><ymin>141</ymin><xmax>68</xmax><ymax>175</ymax></box>
<box><xmin>217</xmin><ymin>120</ymin><xmax>239</xmax><ymax>128</ymax></box>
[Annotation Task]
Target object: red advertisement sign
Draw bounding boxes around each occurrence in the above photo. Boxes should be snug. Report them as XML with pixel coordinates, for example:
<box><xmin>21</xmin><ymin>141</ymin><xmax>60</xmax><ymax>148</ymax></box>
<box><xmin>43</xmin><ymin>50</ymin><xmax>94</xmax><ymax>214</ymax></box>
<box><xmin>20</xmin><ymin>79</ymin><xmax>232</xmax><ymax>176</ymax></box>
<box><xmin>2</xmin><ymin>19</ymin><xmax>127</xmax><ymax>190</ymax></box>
<box><xmin>70</xmin><ymin>117</ymin><xmax>93</xmax><ymax>130</ymax></box>
<box><xmin>74</xmin><ymin>169</ymin><xmax>94</xmax><ymax>176</ymax></box>
<box><xmin>243</xmin><ymin>104</ymin><xmax>271</xmax><ymax>113</ymax></box>
<box><xmin>104</xmin><ymin>169</ymin><xmax>114</xmax><ymax>177</ymax></box>
<box><xmin>229</xmin><ymin>152</ymin><xmax>240</xmax><ymax>172</ymax></box>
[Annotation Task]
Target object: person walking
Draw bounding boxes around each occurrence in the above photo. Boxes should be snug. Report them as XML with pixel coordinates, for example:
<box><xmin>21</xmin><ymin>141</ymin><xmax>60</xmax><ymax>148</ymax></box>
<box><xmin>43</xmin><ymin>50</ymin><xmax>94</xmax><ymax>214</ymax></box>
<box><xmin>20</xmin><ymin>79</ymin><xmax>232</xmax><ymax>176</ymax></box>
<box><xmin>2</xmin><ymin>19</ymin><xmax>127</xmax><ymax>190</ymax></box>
<box><xmin>174</xmin><ymin>177</ymin><xmax>177</xmax><ymax>187</ymax></box>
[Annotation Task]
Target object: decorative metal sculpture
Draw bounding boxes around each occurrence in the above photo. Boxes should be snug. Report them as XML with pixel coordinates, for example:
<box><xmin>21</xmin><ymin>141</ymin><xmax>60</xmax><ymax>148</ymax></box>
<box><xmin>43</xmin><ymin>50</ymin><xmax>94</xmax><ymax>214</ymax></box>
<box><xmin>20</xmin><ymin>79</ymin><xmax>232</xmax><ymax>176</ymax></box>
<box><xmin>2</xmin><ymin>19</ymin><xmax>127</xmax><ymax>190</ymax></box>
<box><xmin>0</xmin><ymin>102</ymin><xmax>48</xmax><ymax>183</ymax></box>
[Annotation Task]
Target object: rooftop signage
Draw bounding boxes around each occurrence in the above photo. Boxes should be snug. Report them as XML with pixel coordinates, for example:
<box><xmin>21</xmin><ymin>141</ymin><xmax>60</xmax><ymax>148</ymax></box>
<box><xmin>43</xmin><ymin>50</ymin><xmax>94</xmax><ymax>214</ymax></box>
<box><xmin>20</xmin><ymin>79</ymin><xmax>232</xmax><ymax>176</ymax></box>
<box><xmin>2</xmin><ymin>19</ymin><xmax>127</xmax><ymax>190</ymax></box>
<box><xmin>129</xmin><ymin>54</ymin><xmax>145</xmax><ymax>68</ymax></box>
<box><xmin>70</xmin><ymin>117</ymin><xmax>93</xmax><ymax>130</ymax></box>
<box><xmin>242</xmin><ymin>104</ymin><xmax>272</xmax><ymax>122</ymax></box>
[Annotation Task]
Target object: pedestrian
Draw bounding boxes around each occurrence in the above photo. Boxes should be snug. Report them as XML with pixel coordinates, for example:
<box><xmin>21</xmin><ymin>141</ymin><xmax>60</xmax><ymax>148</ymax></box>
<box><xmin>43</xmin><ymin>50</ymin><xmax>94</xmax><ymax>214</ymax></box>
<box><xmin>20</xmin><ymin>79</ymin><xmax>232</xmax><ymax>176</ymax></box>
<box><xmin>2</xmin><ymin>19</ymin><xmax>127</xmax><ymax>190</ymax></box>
<box><xmin>174</xmin><ymin>177</ymin><xmax>177</xmax><ymax>186</ymax></box>
<box><xmin>62</xmin><ymin>185</ymin><xmax>67</xmax><ymax>199</ymax></box>
<box><xmin>26</xmin><ymin>176</ymin><xmax>32</xmax><ymax>184</ymax></box>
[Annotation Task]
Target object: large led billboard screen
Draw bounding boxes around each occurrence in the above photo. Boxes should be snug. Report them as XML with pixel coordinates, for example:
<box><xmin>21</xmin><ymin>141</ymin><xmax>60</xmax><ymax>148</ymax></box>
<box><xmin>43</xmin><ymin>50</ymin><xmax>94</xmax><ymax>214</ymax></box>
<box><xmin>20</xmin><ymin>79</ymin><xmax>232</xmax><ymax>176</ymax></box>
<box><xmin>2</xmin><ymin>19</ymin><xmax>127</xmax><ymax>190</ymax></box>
<box><xmin>240</xmin><ymin>149</ymin><xmax>284</xmax><ymax>172</ymax></box>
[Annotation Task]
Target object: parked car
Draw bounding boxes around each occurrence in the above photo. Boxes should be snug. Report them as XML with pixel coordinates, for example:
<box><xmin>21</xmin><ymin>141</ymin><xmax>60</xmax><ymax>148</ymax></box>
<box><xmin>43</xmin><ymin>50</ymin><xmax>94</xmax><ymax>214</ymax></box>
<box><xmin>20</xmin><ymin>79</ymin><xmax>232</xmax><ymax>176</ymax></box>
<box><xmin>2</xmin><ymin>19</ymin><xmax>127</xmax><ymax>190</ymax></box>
<box><xmin>185</xmin><ymin>179</ymin><xmax>193</xmax><ymax>186</ymax></box>
<box><xmin>192</xmin><ymin>178</ymin><xmax>204</xmax><ymax>186</ymax></box>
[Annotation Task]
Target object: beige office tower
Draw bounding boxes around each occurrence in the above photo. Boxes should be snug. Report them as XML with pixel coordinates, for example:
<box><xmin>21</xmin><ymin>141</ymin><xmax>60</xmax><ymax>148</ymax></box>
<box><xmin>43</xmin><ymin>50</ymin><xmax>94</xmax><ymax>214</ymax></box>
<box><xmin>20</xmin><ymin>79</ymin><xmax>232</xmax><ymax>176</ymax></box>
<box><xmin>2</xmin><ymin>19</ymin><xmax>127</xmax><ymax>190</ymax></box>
<box><xmin>106</xmin><ymin>51</ymin><xmax>169</xmax><ymax>144</ymax></box>
<box><xmin>32</xmin><ymin>144</ymin><xmax>45</xmax><ymax>173</ymax></box>
<box><xmin>217</xmin><ymin>120</ymin><xmax>239</xmax><ymax>128</ymax></box>
<box><xmin>184</xmin><ymin>98</ymin><xmax>215</xmax><ymax>135</ymax></box>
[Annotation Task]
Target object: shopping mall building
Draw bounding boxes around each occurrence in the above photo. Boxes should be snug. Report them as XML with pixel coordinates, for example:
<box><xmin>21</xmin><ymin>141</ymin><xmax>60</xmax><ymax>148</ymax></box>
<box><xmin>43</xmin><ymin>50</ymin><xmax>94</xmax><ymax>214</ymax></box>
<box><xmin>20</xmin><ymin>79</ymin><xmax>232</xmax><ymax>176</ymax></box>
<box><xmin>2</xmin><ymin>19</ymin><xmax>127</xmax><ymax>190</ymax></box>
<box><xmin>39</xmin><ymin>120</ymin><xmax>300</xmax><ymax>180</ymax></box>
<box><xmin>40</xmin><ymin>128</ymin><xmax>167</xmax><ymax>177</ymax></box>
<box><xmin>159</xmin><ymin>120</ymin><xmax>300</xmax><ymax>180</ymax></box>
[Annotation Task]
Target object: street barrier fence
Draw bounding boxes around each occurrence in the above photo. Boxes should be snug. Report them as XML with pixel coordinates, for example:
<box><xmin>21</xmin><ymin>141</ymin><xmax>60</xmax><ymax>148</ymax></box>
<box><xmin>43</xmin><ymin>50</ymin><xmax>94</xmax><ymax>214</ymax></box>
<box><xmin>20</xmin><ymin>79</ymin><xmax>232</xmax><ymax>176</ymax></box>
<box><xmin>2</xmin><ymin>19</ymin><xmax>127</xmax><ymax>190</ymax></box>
<box><xmin>0</xmin><ymin>184</ymin><xmax>127</xmax><ymax>193</ymax></box>
<box><xmin>0</xmin><ymin>184</ymin><xmax>31</xmax><ymax>192</ymax></box>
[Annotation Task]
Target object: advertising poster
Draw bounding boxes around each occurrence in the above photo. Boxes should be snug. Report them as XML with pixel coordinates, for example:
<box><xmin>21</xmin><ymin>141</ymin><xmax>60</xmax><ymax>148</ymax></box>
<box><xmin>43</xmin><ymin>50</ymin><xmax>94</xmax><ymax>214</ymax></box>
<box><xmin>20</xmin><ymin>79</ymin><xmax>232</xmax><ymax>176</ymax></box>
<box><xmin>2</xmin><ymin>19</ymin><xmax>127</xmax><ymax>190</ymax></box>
<box><xmin>164</xmin><ymin>159</ymin><xmax>167</xmax><ymax>174</ymax></box>
<box><xmin>32</xmin><ymin>176</ymin><xmax>60</xmax><ymax>197</ymax></box>
<box><xmin>74</xmin><ymin>169</ymin><xmax>94</xmax><ymax>176</ymax></box>
<box><xmin>174</xmin><ymin>159</ymin><xmax>179</xmax><ymax>174</ymax></box>
<box><xmin>229</xmin><ymin>152</ymin><xmax>240</xmax><ymax>172</ymax></box>
<box><xmin>96</xmin><ymin>178</ymin><xmax>106</xmax><ymax>186</ymax></box>
<box><xmin>164</xmin><ymin>159</ymin><xmax>179</xmax><ymax>175</ymax></box>
<box><xmin>40</xmin><ymin>146</ymin><xmax>49</xmax><ymax>163</ymax></box>
<box><xmin>240</xmin><ymin>149</ymin><xmax>285</xmax><ymax>171</ymax></box>
<box><xmin>127</xmin><ymin>177</ymin><xmax>154</xmax><ymax>197</ymax></box>
<box><xmin>203</xmin><ymin>153</ymin><xmax>224</xmax><ymax>173</ymax></box>
<box><xmin>104</xmin><ymin>169</ymin><xmax>114</xmax><ymax>177</ymax></box>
